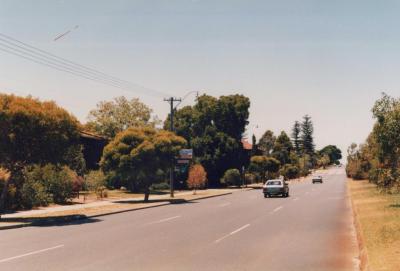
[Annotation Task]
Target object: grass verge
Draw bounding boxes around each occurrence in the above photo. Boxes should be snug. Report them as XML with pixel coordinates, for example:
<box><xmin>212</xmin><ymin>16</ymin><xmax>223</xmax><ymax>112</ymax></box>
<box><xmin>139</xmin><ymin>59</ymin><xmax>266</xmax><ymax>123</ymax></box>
<box><xmin>348</xmin><ymin>179</ymin><xmax>400</xmax><ymax>271</ymax></box>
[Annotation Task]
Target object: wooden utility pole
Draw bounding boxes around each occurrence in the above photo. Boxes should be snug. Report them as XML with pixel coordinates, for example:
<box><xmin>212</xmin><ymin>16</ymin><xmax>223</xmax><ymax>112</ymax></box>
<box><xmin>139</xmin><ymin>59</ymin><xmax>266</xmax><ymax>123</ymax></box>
<box><xmin>164</xmin><ymin>97</ymin><xmax>181</xmax><ymax>198</ymax></box>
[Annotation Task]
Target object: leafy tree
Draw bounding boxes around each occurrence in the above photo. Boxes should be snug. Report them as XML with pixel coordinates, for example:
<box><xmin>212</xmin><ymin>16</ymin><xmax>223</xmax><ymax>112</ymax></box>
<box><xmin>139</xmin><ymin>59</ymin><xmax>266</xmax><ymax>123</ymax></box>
<box><xmin>165</xmin><ymin>94</ymin><xmax>250</xmax><ymax>186</ymax></box>
<box><xmin>317</xmin><ymin>154</ymin><xmax>331</xmax><ymax>169</ymax></box>
<box><xmin>300</xmin><ymin>115</ymin><xmax>315</xmax><ymax>155</ymax></box>
<box><xmin>87</xmin><ymin>96</ymin><xmax>158</xmax><ymax>138</ymax></box>
<box><xmin>272</xmin><ymin>131</ymin><xmax>293</xmax><ymax>165</ymax></box>
<box><xmin>319</xmin><ymin>145</ymin><xmax>342</xmax><ymax>165</ymax></box>
<box><xmin>164</xmin><ymin>106</ymin><xmax>195</xmax><ymax>145</ymax></box>
<box><xmin>101</xmin><ymin>127</ymin><xmax>186</xmax><ymax>201</ymax></box>
<box><xmin>291</xmin><ymin>121</ymin><xmax>301</xmax><ymax>155</ymax></box>
<box><xmin>280</xmin><ymin>164</ymin><xmax>300</xmax><ymax>180</ymax></box>
<box><xmin>221</xmin><ymin>168</ymin><xmax>242</xmax><ymax>187</ymax></box>
<box><xmin>0</xmin><ymin>94</ymin><xmax>82</xmax><ymax>214</ymax></box>
<box><xmin>249</xmin><ymin>156</ymin><xmax>280</xmax><ymax>181</ymax></box>
<box><xmin>187</xmin><ymin>164</ymin><xmax>207</xmax><ymax>194</ymax></box>
<box><xmin>258</xmin><ymin>130</ymin><xmax>276</xmax><ymax>156</ymax></box>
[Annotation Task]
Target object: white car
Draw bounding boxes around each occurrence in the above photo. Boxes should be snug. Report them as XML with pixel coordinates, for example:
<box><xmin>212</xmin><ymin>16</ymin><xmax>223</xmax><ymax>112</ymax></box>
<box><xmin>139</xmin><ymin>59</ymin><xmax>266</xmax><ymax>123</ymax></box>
<box><xmin>263</xmin><ymin>179</ymin><xmax>289</xmax><ymax>198</ymax></box>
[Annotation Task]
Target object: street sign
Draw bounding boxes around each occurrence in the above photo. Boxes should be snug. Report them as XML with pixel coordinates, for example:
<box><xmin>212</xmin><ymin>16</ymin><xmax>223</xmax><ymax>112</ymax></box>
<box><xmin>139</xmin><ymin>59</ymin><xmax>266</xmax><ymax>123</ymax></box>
<box><xmin>179</xmin><ymin>149</ymin><xmax>193</xmax><ymax>159</ymax></box>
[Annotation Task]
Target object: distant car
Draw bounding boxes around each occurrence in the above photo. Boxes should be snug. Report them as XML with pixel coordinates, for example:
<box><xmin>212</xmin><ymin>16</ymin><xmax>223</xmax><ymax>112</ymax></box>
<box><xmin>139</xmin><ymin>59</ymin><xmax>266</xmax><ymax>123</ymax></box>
<box><xmin>312</xmin><ymin>176</ymin><xmax>323</xmax><ymax>184</ymax></box>
<box><xmin>263</xmin><ymin>179</ymin><xmax>289</xmax><ymax>198</ymax></box>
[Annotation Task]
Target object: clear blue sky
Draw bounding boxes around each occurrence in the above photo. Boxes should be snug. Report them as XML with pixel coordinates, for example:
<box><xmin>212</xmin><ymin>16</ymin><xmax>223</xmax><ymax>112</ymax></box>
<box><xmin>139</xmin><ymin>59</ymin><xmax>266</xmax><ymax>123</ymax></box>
<box><xmin>1</xmin><ymin>0</ymin><xmax>400</xmax><ymax>157</ymax></box>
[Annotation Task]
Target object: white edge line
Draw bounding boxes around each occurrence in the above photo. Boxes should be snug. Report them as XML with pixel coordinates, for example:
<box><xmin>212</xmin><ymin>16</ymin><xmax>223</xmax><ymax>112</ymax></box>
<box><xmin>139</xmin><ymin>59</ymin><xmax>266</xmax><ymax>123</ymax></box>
<box><xmin>0</xmin><ymin>245</ymin><xmax>64</xmax><ymax>264</ymax></box>
<box><xmin>219</xmin><ymin>202</ymin><xmax>231</xmax><ymax>207</ymax></box>
<box><xmin>215</xmin><ymin>224</ymin><xmax>250</xmax><ymax>243</ymax></box>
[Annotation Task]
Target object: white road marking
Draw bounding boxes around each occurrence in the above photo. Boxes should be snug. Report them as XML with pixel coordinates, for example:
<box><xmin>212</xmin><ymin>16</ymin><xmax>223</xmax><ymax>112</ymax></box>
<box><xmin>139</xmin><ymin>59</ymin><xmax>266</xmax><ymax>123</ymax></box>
<box><xmin>0</xmin><ymin>245</ymin><xmax>64</xmax><ymax>263</ymax></box>
<box><xmin>215</xmin><ymin>224</ymin><xmax>250</xmax><ymax>243</ymax></box>
<box><xmin>293</xmin><ymin>197</ymin><xmax>299</xmax><ymax>201</ymax></box>
<box><xmin>219</xmin><ymin>202</ymin><xmax>231</xmax><ymax>207</ymax></box>
<box><xmin>270</xmin><ymin>206</ymin><xmax>283</xmax><ymax>214</ymax></box>
<box><xmin>146</xmin><ymin>215</ymin><xmax>181</xmax><ymax>225</ymax></box>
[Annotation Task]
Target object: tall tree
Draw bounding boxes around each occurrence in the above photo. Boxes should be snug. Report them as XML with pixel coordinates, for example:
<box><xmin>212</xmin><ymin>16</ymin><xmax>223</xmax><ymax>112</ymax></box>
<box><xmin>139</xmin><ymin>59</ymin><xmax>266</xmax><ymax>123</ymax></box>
<box><xmin>86</xmin><ymin>96</ymin><xmax>157</xmax><ymax>138</ymax></box>
<box><xmin>319</xmin><ymin>145</ymin><xmax>342</xmax><ymax>165</ymax></box>
<box><xmin>291</xmin><ymin>121</ymin><xmax>301</xmax><ymax>155</ymax></box>
<box><xmin>258</xmin><ymin>130</ymin><xmax>276</xmax><ymax>156</ymax></box>
<box><xmin>101</xmin><ymin>127</ymin><xmax>186</xmax><ymax>201</ymax></box>
<box><xmin>272</xmin><ymin>131</ymin><xmax>293</xmax><ymax>165</ymax></box>
<box><xmin>251</xmin><ymin>134</ymin><xmax>258</xmax><ymax>156</ymax></box>
<box><xmin>164</xmin><ymin>94</ymin><xmax>250</xmax><ymax>186</ymax></box>
<box><xmin>301</xmin><ymin>115</ymin><xmax>315</xmax><ymax>155</ymax></box>
<box><xmin>0</xmin><ymin>94</ymin><xmax>82</xmax><ymax>214</ymax></box>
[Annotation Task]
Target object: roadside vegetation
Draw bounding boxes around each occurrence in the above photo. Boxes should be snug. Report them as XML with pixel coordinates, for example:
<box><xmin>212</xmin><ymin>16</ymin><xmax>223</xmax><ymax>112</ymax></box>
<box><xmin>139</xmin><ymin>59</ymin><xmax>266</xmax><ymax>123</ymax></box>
<box><xmin>347</xmin><ymin>93</ymin><xmax>400</xmax><ymax>193</ymax></box>
<box><xmin>349</xmin><ymin>180</ymin><xmax>400</xmax><ymax>271</ymax></box>
<box><xmin>0</xmin><ymin>92</ymin><xmax>341</xmax><ymax>217</ymax></box>
<box><xmin>346</xmin><ymin>93</ymin><xmax>400</xmax><ymax>270</ymax></box>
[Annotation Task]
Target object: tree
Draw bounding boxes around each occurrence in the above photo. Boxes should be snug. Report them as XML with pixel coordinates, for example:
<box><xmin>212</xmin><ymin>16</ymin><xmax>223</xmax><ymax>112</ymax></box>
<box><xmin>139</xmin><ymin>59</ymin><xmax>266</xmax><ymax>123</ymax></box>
<box><xmin>317</xmin><ymin>154</ymin><xmax>330</xmax><ymax>169</ymax></box>
<box><xmin>280</xmin><ymin>164</ymin><xmax>300</xmax><ymax>180</ymax></box>
<box><xmin>86</xmin><ymin>96</ymin><xmax>157</xmax><ymax>138</ymax></box>
<box><xmin>101</xmin><ymin>127</ymin><xmax>186</xmax><ymax>201</ymax></box>
<box><xmin>249</xmin><ymin>156</ymin><xmax>280</xmax><ymax>181</ymax></box>
<box><xmin>0</xmin><ymin>94</ymin><xmax>82</xmax><ymax>214</ymax></box>
<box><xmin>291</xmin><ymin>121</ymin><xmax>301</xmax><ymax>155</ymax></box>
<box><xmin>300</xmin><ymin>115</ymin><xmax>315</xmax><ymax>155</ymax></box>
<box><xmin>319</xmin><ymin>145</ymin><xmax>342</xmax><ymax>165</ymax></box>
<box><xmin>221</xmin><ymin>169</ymin><xmax>242</xmax><ymax>187</ymax></box>
<box><xmin>272</xmin><ymin>131</ymin><xmax>293</xmax><ymax>165</ymax></box>
<box><xmin>258</xmin><ymin>130</ymin><xmax>276</xmax><ymax>156</ymax></box>
<box><xmin>251</xmin><ymin>134</ymin><xmax>258</xmax><ymax>156</ymax></box>
<box><xmin>165</xmin><ymin>94</ymin><xmax>251</xmax><ymax>186</ymax></box>
<box><xmin>187</xmin><ymin>164</ymin><xmax>207</xmax><ymax>194</ymax></box>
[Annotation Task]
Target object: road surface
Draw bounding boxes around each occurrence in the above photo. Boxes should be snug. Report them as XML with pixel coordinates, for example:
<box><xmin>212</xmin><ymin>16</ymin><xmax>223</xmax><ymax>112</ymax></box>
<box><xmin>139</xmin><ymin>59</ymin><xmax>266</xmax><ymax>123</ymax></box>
<box><xmin>0</xmin><ymin>168</ymin><xmax>358</xmax><ymax>271</ymax></box>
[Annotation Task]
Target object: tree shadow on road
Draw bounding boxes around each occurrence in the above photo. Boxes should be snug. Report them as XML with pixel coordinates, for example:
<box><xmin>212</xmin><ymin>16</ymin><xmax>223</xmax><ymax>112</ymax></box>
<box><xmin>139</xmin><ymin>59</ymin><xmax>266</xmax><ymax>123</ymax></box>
<box><xmin>115</xmin><ymin>198</ymin><xmax>197</xmax><ymax>205</ymax></box>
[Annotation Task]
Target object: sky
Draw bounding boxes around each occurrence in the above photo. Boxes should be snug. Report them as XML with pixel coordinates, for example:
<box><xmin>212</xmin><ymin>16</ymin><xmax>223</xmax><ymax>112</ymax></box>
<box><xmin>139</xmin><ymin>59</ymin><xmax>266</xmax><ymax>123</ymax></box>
<box><xmin>2</xmin><ymin>0</ymin><xmax>400</xmax><ymax>159</ymax></box>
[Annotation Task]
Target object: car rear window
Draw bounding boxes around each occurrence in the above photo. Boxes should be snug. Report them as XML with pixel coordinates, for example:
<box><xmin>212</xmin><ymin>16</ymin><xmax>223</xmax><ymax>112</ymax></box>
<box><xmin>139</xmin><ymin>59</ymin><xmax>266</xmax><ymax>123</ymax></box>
<box><xmin>267</xmin><ymin>181</ymin><xmax>281</xmax><ymax>185</ymax></box>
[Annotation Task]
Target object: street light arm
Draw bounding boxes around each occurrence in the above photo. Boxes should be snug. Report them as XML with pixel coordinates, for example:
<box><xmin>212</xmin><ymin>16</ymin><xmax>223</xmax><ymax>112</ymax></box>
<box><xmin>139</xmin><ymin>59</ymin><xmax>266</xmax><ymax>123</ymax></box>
<box><xmin>174</xmin><ymin>91</ymin><xmax>199</xmax><ymax>109</ymax></box>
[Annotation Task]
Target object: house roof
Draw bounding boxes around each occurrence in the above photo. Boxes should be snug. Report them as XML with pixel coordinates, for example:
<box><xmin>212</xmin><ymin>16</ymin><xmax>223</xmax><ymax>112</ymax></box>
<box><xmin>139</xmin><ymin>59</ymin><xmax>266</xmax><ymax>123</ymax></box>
<box><xmin>241</xmin><ymin>138</ymin><xmax>253</xmax><ymax>150</ymax></box>
<box><xmin>80</xmin><ymin>130</ymin><xmax>108</xmax><ymax>141</ymax></box>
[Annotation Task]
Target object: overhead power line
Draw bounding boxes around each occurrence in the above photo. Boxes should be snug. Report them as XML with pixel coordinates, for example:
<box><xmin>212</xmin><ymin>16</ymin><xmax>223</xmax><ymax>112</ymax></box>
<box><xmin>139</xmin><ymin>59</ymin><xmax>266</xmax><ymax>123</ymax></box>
<box><xmin>0</xmin><ymin>33</ymin><xmax>171</xmax><ymax>98</ymax></box>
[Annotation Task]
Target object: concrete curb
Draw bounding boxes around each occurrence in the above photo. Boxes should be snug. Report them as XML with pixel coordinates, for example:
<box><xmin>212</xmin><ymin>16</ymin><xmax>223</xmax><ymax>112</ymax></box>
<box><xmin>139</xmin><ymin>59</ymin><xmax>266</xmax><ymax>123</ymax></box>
<box><xmin>0</xmin><ymin>190</ymin><xmax>241</xmax><ymax>230</ymax></box>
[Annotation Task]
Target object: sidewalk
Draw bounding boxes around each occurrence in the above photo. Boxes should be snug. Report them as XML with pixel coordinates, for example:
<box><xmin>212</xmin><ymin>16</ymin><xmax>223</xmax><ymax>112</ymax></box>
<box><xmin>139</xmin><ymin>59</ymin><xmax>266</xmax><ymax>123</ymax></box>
<box><xmin>0</xmin><ymin>188</ymin><xmax>250</xmax><ymax>230</ymax></box>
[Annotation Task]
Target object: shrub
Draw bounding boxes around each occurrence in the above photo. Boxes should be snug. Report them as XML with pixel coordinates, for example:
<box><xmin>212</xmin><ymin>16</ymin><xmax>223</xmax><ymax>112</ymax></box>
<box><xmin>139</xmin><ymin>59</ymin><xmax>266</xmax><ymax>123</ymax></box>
<box><xmin>187</xmin><ymin>164</ymin><xmax>207</xmax><ymax>194</ymax></box>
<box><xmin>85</xmin><ymin>170</ymin><xmax>108</xmax><ymax>199</ymax></box>
<box><xmin>280</xmin><ymin>164</ymin><xmax>300</xmax><ymax>180</ymax></box>
<box><xmin>221</xmin><ymin>169</ymin><xmax>242</xmax><ymax>187</ymax></box>
<box><xmin>20</xmin><ymin>178</ymin><xmax>51</xmax><ymax>209</ymax></box>
<box><xmin>244</xmin><ymin>173</ymin><xmax>257</xmax><ymax>184</ymax></box>
<box><xmin>150</xmin><ymin>182</ymin><xmax>170</xmax><ymax>191</ymax></box>
<box><xmin>19</xmin><ymin>164</ymin><xmax>76</xmax><ymax>208</ymax></box>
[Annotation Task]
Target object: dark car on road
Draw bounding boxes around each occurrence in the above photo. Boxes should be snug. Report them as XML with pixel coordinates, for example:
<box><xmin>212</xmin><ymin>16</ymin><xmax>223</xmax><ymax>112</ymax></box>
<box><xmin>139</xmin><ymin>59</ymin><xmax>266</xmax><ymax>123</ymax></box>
<box><xmin>263</xmin><ymin>179</ymin><xmax>289</xmax><ymax>198</ymax></box>
<box><xmin>312</xmin><ymin>175</ymin><xmax>323</xmax><ymax>184</ymax></box>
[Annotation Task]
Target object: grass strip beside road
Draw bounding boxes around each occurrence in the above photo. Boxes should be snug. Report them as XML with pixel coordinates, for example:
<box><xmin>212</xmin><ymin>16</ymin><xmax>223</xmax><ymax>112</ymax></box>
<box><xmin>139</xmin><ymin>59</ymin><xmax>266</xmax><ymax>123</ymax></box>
<box><xmin>348</xmin><ymin>179</ymin><xmax>400</xmax><ymax>271</ymax></box>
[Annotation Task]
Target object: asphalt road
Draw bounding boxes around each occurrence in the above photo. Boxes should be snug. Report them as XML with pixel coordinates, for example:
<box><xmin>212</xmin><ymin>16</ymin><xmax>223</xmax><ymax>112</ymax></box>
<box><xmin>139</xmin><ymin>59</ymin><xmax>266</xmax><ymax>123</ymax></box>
<box><xmin>0</xmin><ymin>168</ymin><xmax>358</xmax><ymax>271</ymax></box>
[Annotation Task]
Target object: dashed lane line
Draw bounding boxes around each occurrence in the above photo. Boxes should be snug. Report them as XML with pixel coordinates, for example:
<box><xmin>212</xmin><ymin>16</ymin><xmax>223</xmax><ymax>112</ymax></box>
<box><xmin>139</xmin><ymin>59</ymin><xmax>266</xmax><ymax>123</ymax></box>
<box><xmin>215</xmin><ymin>224</ymin><xmax>251</xmax><ymax>243</ymax></box>
<box><xmin>0</xmin><ymin>245</ymin><xmax>64</xmax><ymax>264</ymax></box>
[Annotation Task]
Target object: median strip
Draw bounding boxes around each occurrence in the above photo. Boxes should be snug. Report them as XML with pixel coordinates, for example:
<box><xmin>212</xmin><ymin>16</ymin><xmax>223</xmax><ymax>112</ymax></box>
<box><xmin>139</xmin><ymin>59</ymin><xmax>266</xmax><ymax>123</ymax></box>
<box><xmin>0</xmin><ymin>245</ymin><xmax>64</xmax><ymax>263</ymax></box>
<box><xmin>215</xmin><ymin>224</ymin><xmax>250</xmax><ymax>243</ymax></box>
